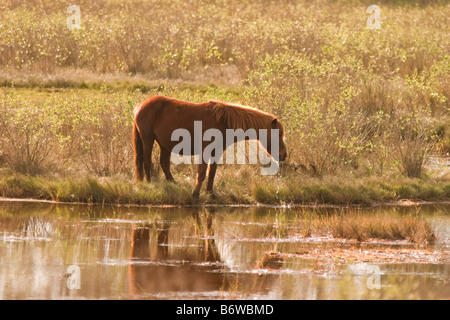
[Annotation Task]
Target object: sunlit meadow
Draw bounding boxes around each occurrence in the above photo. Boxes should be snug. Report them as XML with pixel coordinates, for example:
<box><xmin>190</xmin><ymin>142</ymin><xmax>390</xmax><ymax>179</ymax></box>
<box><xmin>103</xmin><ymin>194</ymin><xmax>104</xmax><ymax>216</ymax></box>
<box><xmin>0</xmin><ymin>0</ymin><xmax>449</xmax><ymax>204</ymax></box>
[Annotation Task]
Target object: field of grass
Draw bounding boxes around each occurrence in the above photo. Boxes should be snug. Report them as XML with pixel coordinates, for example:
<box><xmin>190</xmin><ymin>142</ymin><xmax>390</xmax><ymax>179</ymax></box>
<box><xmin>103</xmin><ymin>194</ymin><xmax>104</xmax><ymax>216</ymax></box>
<box><xmin>0</xmin><ymin>0</ymin><xmax>449</xmax><ymax>205</ymax></box>
<box><xmin>0</xmin><ymin>168</ymin><xmax>448</xmax><ymax>206</ymax></box>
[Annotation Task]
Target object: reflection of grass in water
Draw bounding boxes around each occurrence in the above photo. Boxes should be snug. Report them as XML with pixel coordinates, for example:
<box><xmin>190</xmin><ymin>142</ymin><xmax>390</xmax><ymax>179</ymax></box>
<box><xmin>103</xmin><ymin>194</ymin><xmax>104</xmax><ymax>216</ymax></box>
<box><xmin>217</xmin><ymin>208</ymin><xmax>294</xmax><ymax>241</ymax></box>
<box><xmin>331</xmin><ymin>214</ymin><xmax>435</xmax><ymax>244</ymax></box>
<box><xmin>295</xmin><ymin>209</ymin><xmax>437</xmax><ymax>244</ymax></box>
<box><xmin>338</xmin><ymin>264</ymin><xmax>448</xmax><ymax>300</ymax></box>
<box><xmin>218</xmin><ymin>207</ymin><xmax>437</xmax><ymax>244</ymax></box>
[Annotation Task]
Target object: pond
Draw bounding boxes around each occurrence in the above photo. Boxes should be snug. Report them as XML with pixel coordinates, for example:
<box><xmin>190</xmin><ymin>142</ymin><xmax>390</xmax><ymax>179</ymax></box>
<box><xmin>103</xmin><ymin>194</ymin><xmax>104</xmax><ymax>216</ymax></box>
<box><xmin>0</xmin><ymin>201</ymin><xmax>448</xmax><ymax>300</ymax></box>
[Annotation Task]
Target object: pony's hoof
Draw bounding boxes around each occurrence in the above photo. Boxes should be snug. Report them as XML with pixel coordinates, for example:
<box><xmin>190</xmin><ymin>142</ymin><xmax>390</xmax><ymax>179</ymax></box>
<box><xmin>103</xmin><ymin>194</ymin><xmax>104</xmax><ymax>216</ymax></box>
<box><xmin>207</xmin><ymin>192</ymin><xmax>217</xmax><ymax>200</ymax></box>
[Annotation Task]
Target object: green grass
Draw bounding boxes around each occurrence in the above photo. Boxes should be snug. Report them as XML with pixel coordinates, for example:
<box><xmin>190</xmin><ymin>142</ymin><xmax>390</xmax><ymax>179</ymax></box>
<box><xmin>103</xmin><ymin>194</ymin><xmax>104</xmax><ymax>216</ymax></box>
<box><xmin>0</xmin><ymin>173</ymin><xmax>194</xmax><ymax>205</ymax></box>
<box><xmin>0</xmin><ymin>170</ymin><xmax>448</xmax><ymax>206</ymax></box>
<box><xmin>253</xmin><ymin>174</ymin><xmax>450</xmax><ymax>205</ymax></box>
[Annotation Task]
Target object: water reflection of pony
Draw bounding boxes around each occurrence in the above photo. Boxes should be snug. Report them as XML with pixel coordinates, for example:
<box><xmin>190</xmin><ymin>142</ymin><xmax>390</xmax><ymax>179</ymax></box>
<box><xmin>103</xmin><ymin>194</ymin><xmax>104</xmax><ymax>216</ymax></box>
<box><xmin>132</xmin><ymin>95</ymin><xmax>287</xmax><ymax>198</ymax></box>
<box><xmin>127</xmin><ymin>209</ymin><xmax>222</xmax><ymax>297</ymax></box>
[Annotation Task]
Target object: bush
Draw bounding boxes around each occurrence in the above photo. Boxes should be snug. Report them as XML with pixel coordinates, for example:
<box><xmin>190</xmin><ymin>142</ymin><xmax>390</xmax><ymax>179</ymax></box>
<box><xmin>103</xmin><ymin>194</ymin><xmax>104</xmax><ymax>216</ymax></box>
<box><xmin>0</xmin><ymin>90</ymin><xmax>59</xmax><ymax>173</ymax></box>
<box><xmin>0</xmin><ymin>88</ymin><xmax>143</xmax><ymax>175</ymax></box>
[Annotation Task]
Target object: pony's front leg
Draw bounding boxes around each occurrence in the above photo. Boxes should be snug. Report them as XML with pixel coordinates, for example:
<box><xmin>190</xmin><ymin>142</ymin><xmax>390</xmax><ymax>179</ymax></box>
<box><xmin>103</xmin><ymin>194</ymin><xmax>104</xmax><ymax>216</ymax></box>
<box><xmin>193</xmin><ymin>162</ymin><xmax>208</xmax><ymax>199</ymax></box>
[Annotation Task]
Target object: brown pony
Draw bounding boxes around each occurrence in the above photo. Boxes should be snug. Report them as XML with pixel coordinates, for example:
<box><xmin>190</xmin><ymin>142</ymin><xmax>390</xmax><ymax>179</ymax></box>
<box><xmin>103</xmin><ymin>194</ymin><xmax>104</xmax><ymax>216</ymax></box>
<box><xmin>132</xmin><ymin>95</ymin><xmax>287</xmax><ymax>198</ymax></box>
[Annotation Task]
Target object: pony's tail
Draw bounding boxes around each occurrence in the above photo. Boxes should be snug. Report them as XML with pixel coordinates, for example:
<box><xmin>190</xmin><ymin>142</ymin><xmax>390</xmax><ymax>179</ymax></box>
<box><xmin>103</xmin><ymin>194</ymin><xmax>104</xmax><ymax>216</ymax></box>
<box><xmin>133</xmin><ymin>121</ymin><xmax>144</xmax><ymax>182</ymax></box>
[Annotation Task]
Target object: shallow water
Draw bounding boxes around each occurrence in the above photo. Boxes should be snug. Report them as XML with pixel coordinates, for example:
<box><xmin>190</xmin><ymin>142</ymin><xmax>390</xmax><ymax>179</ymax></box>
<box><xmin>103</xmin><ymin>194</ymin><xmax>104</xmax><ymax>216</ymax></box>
<box><xmin>0</xmin><ymin>201</ymin><xmax>448</xmax><ymax>300</ymax></box>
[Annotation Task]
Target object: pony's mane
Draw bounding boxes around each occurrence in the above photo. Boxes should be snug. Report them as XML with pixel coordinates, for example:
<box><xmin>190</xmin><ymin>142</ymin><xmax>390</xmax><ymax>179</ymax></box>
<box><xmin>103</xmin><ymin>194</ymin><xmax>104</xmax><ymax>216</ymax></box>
<box><xmin>209</xmin><ymin>100</ymin><xmax>275</xmax><ymax>131</ymax></box>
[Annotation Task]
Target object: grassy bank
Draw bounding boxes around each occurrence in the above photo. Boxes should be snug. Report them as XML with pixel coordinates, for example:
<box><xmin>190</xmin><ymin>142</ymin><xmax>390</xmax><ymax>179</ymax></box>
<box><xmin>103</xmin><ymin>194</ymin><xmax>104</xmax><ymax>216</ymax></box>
<box><xmin>0</xmin><ymin>170</ymin><xmax>448</xmax><ymax>206</ymax></box>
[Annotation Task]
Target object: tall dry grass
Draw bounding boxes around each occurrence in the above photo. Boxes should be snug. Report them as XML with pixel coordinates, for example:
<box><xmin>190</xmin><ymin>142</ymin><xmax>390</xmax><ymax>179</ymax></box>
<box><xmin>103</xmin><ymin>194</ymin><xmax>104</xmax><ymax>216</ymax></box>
<box><xmin>0</xmin><ymin>88</ymin><xmax>142</xmax><ymax>175</ymax></box>
<box><xmin>0</xmin><ymin>0</ymin><xmax>448</xmax><ymax>182</ymax></box>
<box><xmin>325</xmin><ymin>211</ymin><xmax>436</xmax><ymax>243</ymax></box>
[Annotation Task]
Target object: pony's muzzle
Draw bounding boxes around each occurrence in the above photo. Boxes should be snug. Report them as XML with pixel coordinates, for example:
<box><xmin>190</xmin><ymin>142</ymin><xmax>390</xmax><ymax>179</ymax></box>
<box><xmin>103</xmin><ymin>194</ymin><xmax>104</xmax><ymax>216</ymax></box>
<box><xmin>279</xmin><ymin>151</ymin><xmax>287</xmax><ymax>162</ymax></box>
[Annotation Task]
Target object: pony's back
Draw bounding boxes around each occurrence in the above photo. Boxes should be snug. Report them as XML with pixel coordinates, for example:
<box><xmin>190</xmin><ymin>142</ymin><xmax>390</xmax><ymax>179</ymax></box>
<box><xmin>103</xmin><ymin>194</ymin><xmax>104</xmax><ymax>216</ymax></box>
<box><xmin>209</xmin><ymin>100</ymin><xmax>276</xmax><ymax>131</ymax></box>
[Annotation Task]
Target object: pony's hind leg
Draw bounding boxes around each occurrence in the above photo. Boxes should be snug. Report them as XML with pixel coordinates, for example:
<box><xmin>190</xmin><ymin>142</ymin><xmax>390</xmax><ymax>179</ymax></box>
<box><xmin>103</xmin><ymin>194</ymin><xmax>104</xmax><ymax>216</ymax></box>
<box><xmin>206</xmin><ymin>162</ymin><xmax>217</xmax><ymax>199</ymax></box>
<box><xmin>143</xmin><ymin>138</ymin><xmax>155</xmax><ymax>182</ymax></box>
<box><xmin>160</xmin><ymin>147</ymin><xmax>175</xmax><ymax>182</ymax></box>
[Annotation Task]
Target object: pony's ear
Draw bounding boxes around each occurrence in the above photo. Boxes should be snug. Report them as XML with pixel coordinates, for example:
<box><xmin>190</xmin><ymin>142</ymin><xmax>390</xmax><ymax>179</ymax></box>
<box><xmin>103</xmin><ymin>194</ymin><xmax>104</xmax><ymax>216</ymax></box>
<box><xmin>271</xmin><ymin>118</ymin><xmax>278</xmax><ymax>127</ymax></box>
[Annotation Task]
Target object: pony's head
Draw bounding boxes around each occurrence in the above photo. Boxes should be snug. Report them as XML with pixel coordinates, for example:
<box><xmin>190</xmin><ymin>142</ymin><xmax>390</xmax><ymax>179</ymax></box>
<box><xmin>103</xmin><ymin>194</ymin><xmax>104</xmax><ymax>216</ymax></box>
<box><xmin>268</xmin><ymin>118</ymin><xmax>287</xmax><ymax>162</ymax></box>
<box><xmin>210</xmin><ymin>100</ymin><xmax>287</xmax><ymax>162</ymax></box>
